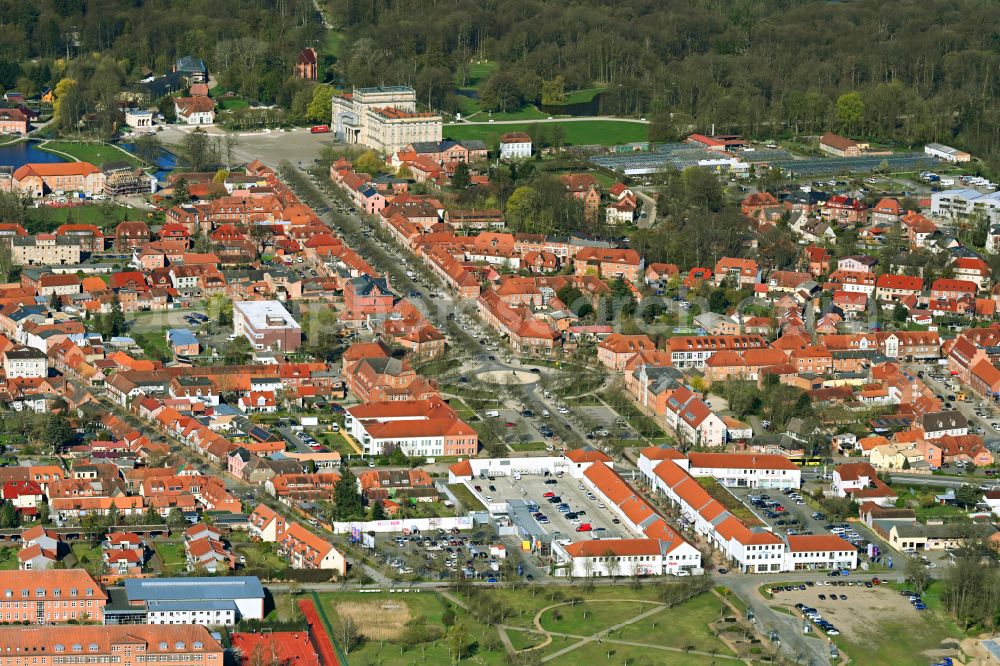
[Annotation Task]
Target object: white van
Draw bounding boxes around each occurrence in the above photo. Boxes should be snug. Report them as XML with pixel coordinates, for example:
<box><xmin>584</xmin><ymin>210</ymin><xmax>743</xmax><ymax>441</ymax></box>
<box><xmin>485</xmin><ymin>410</ymin><xmax>500</xmax><ymax>418</ymax></box>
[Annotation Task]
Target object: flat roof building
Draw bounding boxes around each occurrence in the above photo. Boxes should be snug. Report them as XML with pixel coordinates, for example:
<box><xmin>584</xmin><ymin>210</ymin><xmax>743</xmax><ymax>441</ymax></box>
<box><xmin>233</xmin><ymin>300</ymin><xmax>301</xmax><ymax>352</ymax></box>
<box><xmin>104</xmin><ymin>576</ymin><xmax>265</xmax><ymax>626</ymax></box>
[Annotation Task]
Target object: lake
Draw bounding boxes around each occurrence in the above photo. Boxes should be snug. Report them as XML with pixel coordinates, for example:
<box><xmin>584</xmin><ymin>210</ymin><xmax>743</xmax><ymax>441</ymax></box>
<box><xmin>0</xmin><ymin>140</ymin><xmax>67</xmax><ymax>168</ymax></box>
<box><xmin>119</xmin><ymin>142</ymin><xmax>177</xmax><ymax>182</ymax></box>
<box><xmin>0</xmin><ymin>139</ymin><xmax>177</xmax><ymax>182</ymax></box>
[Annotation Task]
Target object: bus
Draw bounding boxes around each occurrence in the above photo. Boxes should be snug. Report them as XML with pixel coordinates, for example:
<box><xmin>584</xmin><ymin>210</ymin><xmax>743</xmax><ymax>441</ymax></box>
<box><xmin>787</xmin><ymin>456</ymin><xmax>828</xmax><ymax>467</ymax></box>
<box><xmin>310</xmin><ymin>125</ymin><xmax>330</xmax><ymax>134</ymax></box>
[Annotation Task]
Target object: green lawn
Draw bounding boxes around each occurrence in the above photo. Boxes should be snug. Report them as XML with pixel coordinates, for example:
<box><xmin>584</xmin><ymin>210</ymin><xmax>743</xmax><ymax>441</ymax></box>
<box><xmin>504</xmin><ymin>628</ymin><xmax>547</xmax><ymax>651</ymax></box>
<box><xmin>318</xmin><ymin>591</ymin><xmax>508</xmax><ymax>666</ymax></box>
<box><xmin>0</xmin><ymin>547</ymin><xmax>19</xmax><ymax>570</ymax></box>
<box><xmin>509</xmin><ymin>441</ymin><xmax>548</xmax><ymax>452</ymax></box>
<box><xmin>697</xmin><ymin>477</ymin><xmax>765</xmax><ymax>526</ymax></box>
<box><xmin>220</xmin><ymin>98</ymin><xmax>250</xmax><ymax>111</ymax></box>
<box><xmin>265</xmin><ymin>591</ymin><xmax>301</xmax><ymax>624</ymax></box>
<box><xmin>615</xmin><ymin>592</ymin><xmax>734</xmax><ymax>654</ymax></box>
<box><xmin>492</xmin><ymin>585</ymin><xmax>669</xmax><ymax>630</ymax></box>
<box><xmin>236</xmin><ymin>542</ymin><xmax>289</xmax><ymax>573</ymax></box>
<box><xmin>25</xmin><ymin>203</ymin><xmax>151</xmax><ymax>233</ymax></box>
<box><xmin>319</xmin><ymin>430</ymin><xmax>360</xmax><ymax>455</ymax></box>
<box><xmin>155</xmin><ymin>541</ymin><xmax>187</xmax><ymax>573</ymax></box>
<box><xmin>322</xmin><ymin>31</ymin><xmax>345</xmax><ymax>58</ymax></box>
<box><xmin>548</xmin><ymin>641</ymin><xmax>724</xmax><ymax>666</ymax></box>
<box><xmin>539</xmin><ymin>600</ymin><xmax>657</xmax><ymax>635</ymax></box>
<box><xmin>443</xmin><ymin>120</ymin><xmax>648</xmax><ymax>146</ymax></box>
<box><xmin>70</xmin><ymin>543</ymin><xmax>103</xmax><ymax>568</ymax></box>
<box><xmin>560</xmin><ymin>87</ymin><xmax>606</xmax><ymax>105</ymax></box>
<box><xmin>477</xmin><ymin>106</ymin><xmax>549</xmax><ymax>121</ymax></box>
<box><xmin>133</xmin><ymin>331</ymin><xmax>172</xmax><ymax>361</ymax></box>
<box><xmin>457</xmin><ymin>62</ymin><xmax>498</xmax><ymax>88</ymax></box>
<box><xmin>447</xmin><ymin>483</ymin><xmax>485</xmax><ymax>512</ymax></box>
<box><xmin>39</xmin><ymin>140</ymin><xmax>146</xmax><ymax>168</ymax></box>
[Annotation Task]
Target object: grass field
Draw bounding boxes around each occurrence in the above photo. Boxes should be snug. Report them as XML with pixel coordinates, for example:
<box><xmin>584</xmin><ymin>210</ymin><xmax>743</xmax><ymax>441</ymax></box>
<box><xmin>548</xmin><ymin>642</ymin><xmax>724</xmax><ymax>666</ymax></box>
<box><xmin>477</xmin><ymin>106</ymin><xmax>549</xmax><ymax>121</ymax></box>
<box><xmin>509</xmin><ymin>441</ymin><xmax>548</xmax><ymax>452</ymax></box>
<box><xmin>236</xmin><ymin>542</ymin><xmax>289</xmax><ymax>573</ymax></box>
<box><xmin>456</xmin><ymin>62</ymin><xmax>498</xmax><ymax>88</ymax></box>
<box><xmin>155</xmin><ymin>541</ymin><xmax>187</xmax><ymax>573</ymax></box>
<box><xmin>39</xmin><ymin>140</ymin><xmax>146</xmax><ymax>168</ymax></box>
<box><xmin>492</xmin><ymin>585</ymin><xmax>680</xmax><ymax>630</ymax></box>
<box><xmin>322</xmin><ymin>31</ymin><xmax>345</xmax><ymax>58</ymax></box>
<box><xmin>560</xmin><ymin>87</ymin><xmax>606</xmax><ymax>105</ymax></box>
<box><xmin>133</xmin><ymin>331</ymin><xmax>172</xmax><ymax>361</ymax></box>
<box><xmin>219</xmin><ymin>98</ymin><xmax>250</xmax><ymax>111</ymax></box>
<box><xmin>25</xmin><ymin>203</ymin><xmax>151</xmax><ymax>233</ymax></box>
<box><xmin>318</xmin><ymin>591</ymin><xmax>508</xmax><ymax>666</ymax></box>
<box><xmin>319</xmin><ymin>430</ymin><xmax>361</xmax><ymax>455</ymax></box>
<box><xmin>70</xmin><ymin>543</ymin><xmax>103</xmax><ymax>568</ymax></box>
<box><xmin>0</xmin><ymin>548</ymin><xmax>17</xmax><ymax>570</ymax></box>
<box><xmin>615</xmin><ymin>593</ymin><xmax>733</xmax><ymax>654</ymax></box>
<box><xmin>504</xmin><ymin>628</ymin><xmax>547</xmax><ymax>651</ymax></box>
<box><xmin>447</xmin><ymin>483</ymin><xmax>485</xmax><ymax>512</ymax></box>
<box><xmin>314</xmin><ymin>587</ymin><xmax>739</xmax><ymax>665</ymax></box>
<box><xmin>539</xmin><ymin>600</ymin><xmax>657</xmax><ymax>635</ymax></box>
<box><xmin>443</xmin><ymin>120</ymin><xmax>648</xmax><ymax>146</ymax></box>
<box><xmin>697</xmin><ymin>477</ymin><xmax>764</xmax><ymax>526</ymax></box>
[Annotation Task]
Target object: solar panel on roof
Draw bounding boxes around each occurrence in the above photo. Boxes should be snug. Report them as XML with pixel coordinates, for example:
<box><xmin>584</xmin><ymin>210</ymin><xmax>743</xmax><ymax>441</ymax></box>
<box><xmin>248</xmin><ymin>425</ymin><xmax>272</xmax><ymax>442</ymax></box>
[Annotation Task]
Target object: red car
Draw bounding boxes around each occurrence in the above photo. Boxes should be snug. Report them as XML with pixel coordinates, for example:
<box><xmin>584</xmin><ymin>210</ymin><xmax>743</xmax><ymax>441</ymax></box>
<box><xmin>543</xmin><ymin>492</ymin><xmax>555</xmax><ymax>498</ymax></box>
<box><xmin>505</xmin><ymin>422</ymin><xmax>516</xmax><ymax>427</ymax></box>
<box><xmin>575</xmin><ymin>523</ymin><xmax>593</xmax><ymax>532</ymax></box>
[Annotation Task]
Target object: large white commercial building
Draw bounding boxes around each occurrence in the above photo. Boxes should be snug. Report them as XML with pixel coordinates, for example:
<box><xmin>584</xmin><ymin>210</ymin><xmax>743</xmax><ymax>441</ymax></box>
<box><xmin>450</xmin><ymin>450</ymin><xmax>703</xmax><ymax>578</ymax></box>
<box><xmin>332</xmin><ymin>86</ymin><xmax>442</xmax><ymax>154</ymax></box>
<box><xmin>931</xmin><ymin>188</ymin><xmax>1000</xmax><ymax>225</ymax></box>
<box><xmin>106</xmin><ymin>577</ymin><xmax>266</xmax><ymax>626</ymax></box>
<box><xmin>924</xmin><ymin>143</ymin><xmax>971</xmax><ymax>163</ymax></box>
<box><xmin>685</xmin><ymin>452</ymin><xmax>802</xmax><ymax>489</ymax></box>
<box><xmin>233</xmin><ymin>300</ymin><xmax>301</xmax><ymax>352</ymax></box>
<box><xmin>639</xmin><ymin>447</ymin><xmax>856</xmax><ymax>573</ymax></box>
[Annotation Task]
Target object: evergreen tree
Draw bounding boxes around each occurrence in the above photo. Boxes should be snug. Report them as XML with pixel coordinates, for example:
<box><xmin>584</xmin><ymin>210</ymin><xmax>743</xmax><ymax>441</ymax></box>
<box><xmin>333</xmin><ymin>465</ymin><xmax>363</xmax><ymax>519</ymax></box>
<box><xmin>174</xmin><ymin>177</ymin><xmax>190</xmax><ymax>203</ymax></box>
<box><xmin>370</xmin><ymin>499</ymin><xmax>386</xmax><ymax>520</ymax></box>
<box><xmin>0</xmin><ymin>500</ymin><xmax>19</xmax><ymax>529</ymax></box>
<box><xmin>41</xmin><ymin>413</ymin><xmax>74</xmax><ymax>453</ymax></box>
<box><xmin>451</xmin><ymin>162</ymin><xmax>471</xmax><ymax>190</ymax></box>
<box><xmin>108</xmin><ymin>294</ymin><xmax>127</xmax><ymax>337</ymax></box>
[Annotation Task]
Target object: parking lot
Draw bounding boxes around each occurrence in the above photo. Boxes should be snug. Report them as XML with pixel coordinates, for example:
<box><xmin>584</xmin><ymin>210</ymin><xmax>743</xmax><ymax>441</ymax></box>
<box><xmin>729</xmin><ymin>486</ymin><xmax>827</xmax><ymax>537</ymax></box>
<box><xmin>368</xmin><ymin>527</ymin><xmax>508</xmax><ymax>581</ymax></box>
<box><xmin>490</xmin><ymin>408</ymin><xmax>554</xmax><ymax>447</ymax></box>
<box><xmin>471</xmin><ymin>472</ymin><xmax>632</xmax><ymax>543</ymax></box>
<box><xmin>767</xmin><ymin>580</ymin><xmax>929</xmax><ymax>644</ymax></box>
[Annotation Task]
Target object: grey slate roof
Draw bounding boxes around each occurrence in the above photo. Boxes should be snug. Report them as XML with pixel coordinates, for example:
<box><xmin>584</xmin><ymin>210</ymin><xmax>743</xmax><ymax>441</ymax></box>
<box><xmin>123</xmin><ymin>576</ymin><xmax>264</xmax><ymax>601</ymax></box>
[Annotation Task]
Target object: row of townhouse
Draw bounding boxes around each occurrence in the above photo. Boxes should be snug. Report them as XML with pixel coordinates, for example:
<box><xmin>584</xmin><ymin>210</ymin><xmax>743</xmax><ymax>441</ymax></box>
<box><xmin>552</xmin><ymin>452</ymin><xmax>702</xmax><ymax>577</ymax></box>
<box><xmin>247</xmin><ymin>504</ymin><xmax>346</xmax><ymax>574</ymax></box>
<box><xmin>638</xmin><ymin>448</ymin><xmax>857</xmax><ymax>573</ymax></box>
